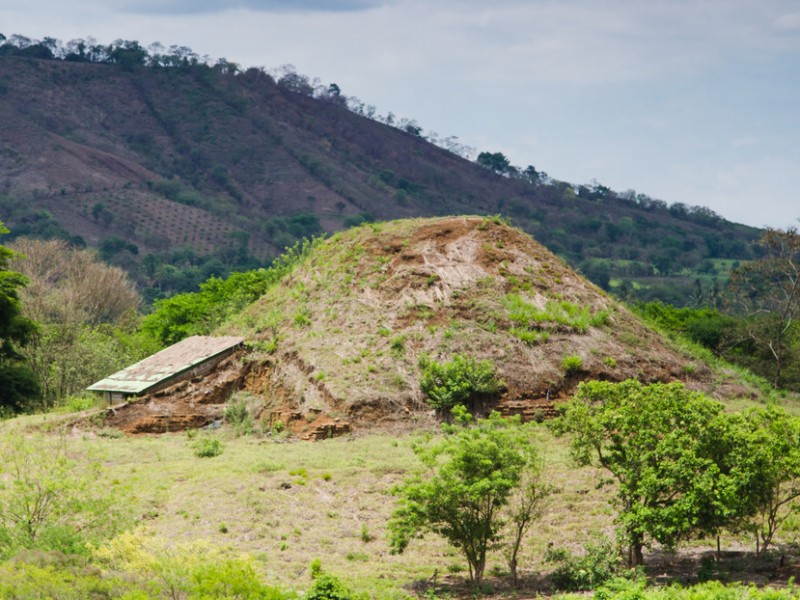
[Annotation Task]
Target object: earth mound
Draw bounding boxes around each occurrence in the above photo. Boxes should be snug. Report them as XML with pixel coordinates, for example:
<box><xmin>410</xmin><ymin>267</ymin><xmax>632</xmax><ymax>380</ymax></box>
<box><xmin>208</xmin><ymin>216</ymin><xmax>728</xmax><ymax>434</ymax></box>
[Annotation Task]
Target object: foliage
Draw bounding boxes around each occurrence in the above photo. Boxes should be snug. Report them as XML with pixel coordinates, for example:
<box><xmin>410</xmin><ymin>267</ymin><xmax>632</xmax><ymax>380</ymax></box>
<box><xmin>0</xmin><ymin>559</ymin><xmax>125</xmax><ymax>599</ymax></box>
<box><xmin>546</xmin><ymin>537</ymin><xmax>626</xmax><ymax>591</ymax></box>
<box><xmin>726</xmin><ymin>227</ymin><xmax>800</xmax><ymax>389</ymax></box>
<box><xmin>0</xmin><ymin>224</ymin><xmax>39</xmax><ymax>412</ymax></box>
<box><xmin>0</xmin><ymin>433</ymin><xmax>127</xmax><ymax>558</ymax></box>
<box><xmin>557</xmin><ymin>380</ymin><xmax>737</xmax><ymax>566</ymax></box>
<box><xmin>593</xmin><ymin>578</ymin><xmax>799</xmax><ymax>599</ymax></box>
<box><xmin>94</xmin><ymin>527</ymin><xmax>292</xmax><ymax>599</ymax></box>
<box><xmin>304</xmin><ymin>561</ymin><xmax>365</xmax><ymax>600</ymax></box>
<box><xmin>190</xmin><ymin>433</ymin><xmax>225</xmax><ymax>458</ymax></box>
<box><xmin>503</xmin><ymin>448</ymin><xmax>552</xmax><ymax>586</ymax></box>
<box><xmin>634</xmin><ymin>301</ymin><xmax>736</xmax><ymax>353</ymax></box>
<box><xmin>142</xmin><ymin>238</ymin><xmax>320</xmax><ymax>346</ymax></box>
<box><xmin>562</xmin><ymin>354</ymin><xmax>583</xmax><ymax>373</ymax></box>
<box><xmin>722</xmin><ymin>405</ymin><xmax>800</xmax><ymax>553</ymax></box>
<box><xmin>417</xmin><ymin>354</ymin><xmax>504</xmax><ymax>412</ymax></box>
<box><xmin>224</xmin><ymin>393</ymin><xmax>257</xmax><ymax>436</ymax></box>
<box><xmin>503</xmin><ymin>294</ymin><xmax>607</xmax><ymax>335</ymax></box>
<box><xmin>388</xmin><ymin>412</ymin><xmax>543</xmax><ymax>588</ymax></box>
<box><xmin>9</xmin><ymin>238</ymin><xmax>151</xmax><ymax>408</ymax></box>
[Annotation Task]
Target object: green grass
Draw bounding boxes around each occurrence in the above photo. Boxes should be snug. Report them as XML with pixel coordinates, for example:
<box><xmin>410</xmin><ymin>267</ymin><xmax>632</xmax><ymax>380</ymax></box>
<box><xmin>4</xmin><ymin>403</ymin><xmax>800</xmax><ymax>596</ymax></box>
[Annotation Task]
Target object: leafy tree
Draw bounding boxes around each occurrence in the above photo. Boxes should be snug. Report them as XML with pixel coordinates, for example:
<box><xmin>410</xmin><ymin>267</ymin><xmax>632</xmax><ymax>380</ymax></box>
<box><xmin>476</xmin><ymin>151</ymin><xmax>511</xmax><ymax>175</ymax></box>
<box><xmin>0</xmin><ymin>223</ymin><xmax>39</xmax><ymax>413</ymax></box>
<box><xmin>723</xmin><ymin>406</ymin><xmax>800</xmax><ymax>554</ymax></box>
<box><xmin>557</xmin><ymin>380</ymin><xmax>737</xmax><ymax>566</ymax></box>
<box><xmin>388</xmin><ymin>411</ymin><xmax>544</xmax><ymax>588</ymax></box>
<box><xmin>727</xmin><ymin>227</ymin><xmax>800</xmax><ymax>388</ymax></box>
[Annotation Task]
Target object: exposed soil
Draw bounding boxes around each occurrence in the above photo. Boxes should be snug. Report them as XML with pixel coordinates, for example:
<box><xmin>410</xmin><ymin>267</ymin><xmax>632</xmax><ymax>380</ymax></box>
<box><xmin>98</xmin><ymin>216</ymin><xmax>760</xmax><ymax>438</ymax></box>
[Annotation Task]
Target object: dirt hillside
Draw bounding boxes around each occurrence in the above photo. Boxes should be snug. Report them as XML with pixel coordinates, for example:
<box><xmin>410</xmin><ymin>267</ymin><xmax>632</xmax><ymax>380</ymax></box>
<box><xmin>196</xmin><ymin>215</ymin><xmax>740</xmax><ymax>436</ymax></box>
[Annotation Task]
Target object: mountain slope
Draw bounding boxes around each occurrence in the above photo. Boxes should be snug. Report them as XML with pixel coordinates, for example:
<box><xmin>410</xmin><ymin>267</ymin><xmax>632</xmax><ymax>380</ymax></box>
<box><xmin>0</xmin><ymin>53</ymin><xmax>760</xmax><ymax>301</ymax></box>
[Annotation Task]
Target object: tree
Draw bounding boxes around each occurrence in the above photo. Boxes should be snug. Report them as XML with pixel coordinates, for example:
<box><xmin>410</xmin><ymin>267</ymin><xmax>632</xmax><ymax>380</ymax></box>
<box><xmin>726</xmin><ymin>227</ymin><xmax>800</xmax><ymax>388</ymax></box>
<box><xmin>558</xmin><ymin>380</ymin><xmax>737</xmax><ymax>566</ymax></box>
<box><xmin>9</xmin><ymin>239</ymin><xmax>144</xmax><ymax>406</ymax></box>
<box><xmin>0</xmin><ymin>223</ymin><xmax>38</xmax><ymax>413</ymax></box>
<box><xmin>724</xmin><ymin>406</ymin><xmax>800</xmax><ymax>554</ymax></box>
<box><xmin>476</xmin><ymin>151</ymin><xmax>511</xmax><ymax>175</ymax></box>
<box><xmin>388</xmin><ymin>411</ymin><xmax>544</xmax><ymax>588</ymax></box>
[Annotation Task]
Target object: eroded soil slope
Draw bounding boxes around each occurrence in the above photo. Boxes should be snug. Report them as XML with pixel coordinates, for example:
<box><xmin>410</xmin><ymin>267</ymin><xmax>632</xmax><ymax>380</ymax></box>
<box><xmin>207</xmin><ymin>216</ymin><xmax>736</xmax><ymax>434</ymax></box>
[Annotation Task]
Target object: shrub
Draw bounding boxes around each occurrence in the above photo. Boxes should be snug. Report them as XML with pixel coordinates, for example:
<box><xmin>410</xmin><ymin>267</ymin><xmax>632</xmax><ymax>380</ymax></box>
<box><xmin>546</xmin><ymin>537</ymin><xmax>623</xmax><ymax>591</ymax></box>
<box><xmin>418</xmin><ymin>354</ymin><xmax>504</xmax><ymax>411</ymax></box>
<box><xmin>0</xmin><ymin>433</ymin><xmax>128</xmax><ymax>558</ymax></box>
<box><xmin>305</xmin><ymin>561</ymin><xmax>365</xmax><ymax>600</ymax></box>
<box><xmin>191</xmin><ymin>434</ymin><xmax>224</xmax><ymax>458</ymax></box>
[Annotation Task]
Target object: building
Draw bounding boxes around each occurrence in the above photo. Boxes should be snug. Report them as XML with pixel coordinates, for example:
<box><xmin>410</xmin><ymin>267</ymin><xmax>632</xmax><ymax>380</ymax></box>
<box><xmin>87</xmin><ymin>335</ymin><xmax>245</xmax><ymax>403</ymax></box>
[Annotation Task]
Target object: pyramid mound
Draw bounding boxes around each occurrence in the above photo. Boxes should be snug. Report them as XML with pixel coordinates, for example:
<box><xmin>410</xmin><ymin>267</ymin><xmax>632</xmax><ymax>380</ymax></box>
<box><xmin>219</xmin><ymin>216</ymin><xmax>720</xmax><ymax>433</ymax></box>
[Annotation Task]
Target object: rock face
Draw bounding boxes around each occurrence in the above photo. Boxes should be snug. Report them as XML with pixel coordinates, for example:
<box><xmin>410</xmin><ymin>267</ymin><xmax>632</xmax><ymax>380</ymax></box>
<box><xmin>103</xmin><ymin>353</ymin><xmax>248</xmax><ymax>434</ymax></box>
<box><xmin>104</xmin><ymin>216</ymin><xmax>737</xmax><ymax>437</ymax></box>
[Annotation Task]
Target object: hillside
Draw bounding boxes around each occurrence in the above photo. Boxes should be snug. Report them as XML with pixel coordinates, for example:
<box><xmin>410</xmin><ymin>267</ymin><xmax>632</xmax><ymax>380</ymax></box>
<box><xmin>0</xmin><ymin>45</ymin><xmax>761</xmax><ymax>302</ymax></box>
<box><xmin>104</xmin><ymin>216</ymin><xmax>743</xmax><ymax>438</ymax></box>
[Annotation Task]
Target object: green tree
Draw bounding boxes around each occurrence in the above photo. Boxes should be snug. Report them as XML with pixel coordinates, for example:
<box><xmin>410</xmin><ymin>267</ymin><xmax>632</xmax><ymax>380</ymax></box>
<box><xmin>388</xmin><ymin>411</ymin><xmax>544</xmax><ymax>588</ymax></box>
<box><xmin>476</xmin><ymin>151</ymin><xmax>511</xmax><ymax>175</ymax></box>
<box><xmin>558</xmin><ymin>380</ymin><xmax>736</xmax><ymax>566</ymax></box>
<box><xmin>727</xmin><ymin>227</ymin><xmax>800</xmax><ymax>388</ymax></box>
<box><xmin>0</xmin><ymin>223</ymin><xmax>39</xmax><ymax>413</ymax></box>
<box><xmin>724</xmin><ymin>406</ymin><xmax>800</xmax><ymax>554</ymax></box>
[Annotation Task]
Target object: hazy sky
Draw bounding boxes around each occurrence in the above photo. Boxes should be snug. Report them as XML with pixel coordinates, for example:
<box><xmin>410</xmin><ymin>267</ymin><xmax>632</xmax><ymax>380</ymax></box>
<box><xmin>2</xmin><ymin>0</ymin><xmax>799</xmax><ymax>229</ymax></box>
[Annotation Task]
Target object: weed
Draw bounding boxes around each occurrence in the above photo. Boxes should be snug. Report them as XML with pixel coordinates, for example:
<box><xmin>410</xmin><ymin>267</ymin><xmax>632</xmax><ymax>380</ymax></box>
<box><xmin>345</xmin><ymin>552</ymin><xmax>369</xmax><ymax>562</ymax></box>
<box><xmin>360</xmin><ymin>523</ymin><xmax>374</xmax><ymax>543</ymax></box>
<box><xmin>562</xmin><ymin>354</ymin><xmax>583</xmax><ymax>374</ymax></box>
<box><xmin>602</xmin><ymin>356</ymin><xmax>617</xmax><ymax>368</ymax></box>
<box><xmin>390</xmin><ymin>335</ymin><xmax>406</xmax><ymax>355</ymax></box>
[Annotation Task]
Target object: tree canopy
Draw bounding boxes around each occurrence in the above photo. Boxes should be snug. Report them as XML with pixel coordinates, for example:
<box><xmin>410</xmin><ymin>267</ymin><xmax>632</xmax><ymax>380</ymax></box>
<box><xmin>0</xmin><ymin>224</ymin><xmax>38</xmax><ymax>412</ymax></box>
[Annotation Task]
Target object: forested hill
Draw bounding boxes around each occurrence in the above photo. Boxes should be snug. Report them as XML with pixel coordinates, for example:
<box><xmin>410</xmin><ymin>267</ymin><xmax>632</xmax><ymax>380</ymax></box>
<box><xmin>0</xmin><ymin>36</ymin><xmax>760</xmax><ymax>303</ymax></box>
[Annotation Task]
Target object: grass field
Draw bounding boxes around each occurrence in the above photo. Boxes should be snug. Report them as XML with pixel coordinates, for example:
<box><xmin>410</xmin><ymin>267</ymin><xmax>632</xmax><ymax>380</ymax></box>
<box><xmin>8</xmin><ymin>403</ymin><xmax>799</xmax><ymax>598</ymax></box>
<box><xmin>1</xmin><ymin>411</ymin><xmax>627</xmax><ymax>596</ymax></box>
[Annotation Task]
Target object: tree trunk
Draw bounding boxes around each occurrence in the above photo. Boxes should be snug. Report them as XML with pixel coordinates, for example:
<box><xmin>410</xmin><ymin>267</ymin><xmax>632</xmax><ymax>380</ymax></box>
<box><xmin>629</xmin><ymin>531</ymin><xmax>644</xmax><ymax>567</ymax></box>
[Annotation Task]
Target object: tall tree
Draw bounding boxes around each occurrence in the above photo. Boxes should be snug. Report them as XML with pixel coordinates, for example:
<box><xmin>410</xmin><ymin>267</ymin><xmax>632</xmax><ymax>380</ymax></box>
<box><xmin>9</xmin><ymin>239</ymin><xmax>144</xmax><ymax>406</ymax></box>
<box><xmin>558</xmin><ymin>380</ymin><xmax>737</xmax><ymax>566</ymax></box>
<box><xmin>0</xmin><ymin>224</ymin><xmax>38</xmax><ymax>413</ymax></box>
<box><xmin>727</xmin><ymin>227</ymin><xmax>800</xmax><ymax>388</ymax></box>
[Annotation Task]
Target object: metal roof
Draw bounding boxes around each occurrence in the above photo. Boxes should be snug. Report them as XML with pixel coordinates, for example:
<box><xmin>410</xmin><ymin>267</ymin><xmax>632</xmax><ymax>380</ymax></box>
<box><xmin>87</xmin><ymin>335</ymin><xmax>244</xmax><ymax>395</ymax></box>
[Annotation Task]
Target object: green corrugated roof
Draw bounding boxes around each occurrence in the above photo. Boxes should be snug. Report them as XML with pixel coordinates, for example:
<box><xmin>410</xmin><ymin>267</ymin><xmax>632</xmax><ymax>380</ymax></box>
<box><xmin>87</xmin><ymin>335</ymin><xmax>244</xmax><ymax>395</ymax></box>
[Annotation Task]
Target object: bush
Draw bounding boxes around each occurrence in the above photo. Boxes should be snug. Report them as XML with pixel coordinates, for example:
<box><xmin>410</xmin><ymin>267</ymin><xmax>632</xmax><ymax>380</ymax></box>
<box><xmin>418</xmin><ymin>354</ymin><xmax>504</xmax><ymax>411</ymax></box>
<box><xmin>546</xmin><ymin>537</ymin><xmax>624</xmax><ymax>591</ymax></box>
<box><xmin>191</xmin><ymin>434</ymin><xmax>224</xmax><ymax>458</ymax></box>
<box><xmin>305</xmin><ymin>561</ymin><xmax>365</xmax><ymax>600</ymax></box>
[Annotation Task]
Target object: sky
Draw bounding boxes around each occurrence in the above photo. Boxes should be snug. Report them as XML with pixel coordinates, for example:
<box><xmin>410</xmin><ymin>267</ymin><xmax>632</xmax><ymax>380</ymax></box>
<box><xmin>1</xmin><ymin>0</ymin><xmax>799</xmax><ymax>229</ymax></box>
